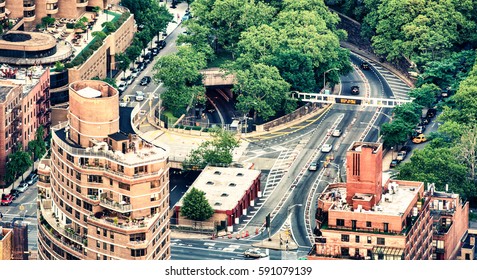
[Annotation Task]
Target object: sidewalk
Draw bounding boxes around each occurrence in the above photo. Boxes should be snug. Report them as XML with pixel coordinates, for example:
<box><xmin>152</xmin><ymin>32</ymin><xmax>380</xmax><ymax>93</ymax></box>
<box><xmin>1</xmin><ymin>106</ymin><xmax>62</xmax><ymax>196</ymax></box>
<box><xmin>252</xmin><ymin>225</ymin><xmax>299</xmax><ymax>251</ymax></box>
<box><xmin>2</xmin><ymin>161</ymin><xmax>38</xmax><ymax>195</ymax></box>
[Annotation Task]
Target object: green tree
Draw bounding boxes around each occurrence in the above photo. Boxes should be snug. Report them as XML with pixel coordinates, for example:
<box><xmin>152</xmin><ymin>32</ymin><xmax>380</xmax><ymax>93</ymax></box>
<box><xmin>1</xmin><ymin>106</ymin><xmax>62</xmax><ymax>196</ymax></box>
<box><xmin>115</xmin><ymin>53</ymin><xmax>131</xmax><ymax>77</ymax></box>
<box><xmin>102</xmin><ymin>21</ymin><xmax>117</xmax><ymax>34</ymax></box>
<box><xmin>392</xmin><ymin>102</ymin><xmax>422</xmax><ymax>126</ymax></box>
<box><xmin>234</xmin><ymin>63</ymin><xmax>290</xmax><ymax>121</ymax></box>
<box><xmin>41</xmin><ymin>16</ymin><xmax>55</xmax><ymax>28</ymax></box>
<box><xmin>28</xmin><ymin>126</ymin><xmax>47</xmax><ymax>161</ymax></box>
<box><xmin>5</xmin><ymin>148</ymin><xmax>33</xmax><ymax>184</ymax></box>
<box><xmin>408</xmin><ymin>83</ymin><xmax>439</xmax><ymax>108</ymax></box>
<box><xmin>397</xmin><ymin>146</ymin><xmax>475</xmax><ymax>199</ymax></box>
<box><xmin>180</xmin><ymin>187</ymin><xmax>214</xmax><ymax>221</ymax></box>
<box><xmin>183</xmin><ymin>129</ymin><xmax>240</xmax><ymax>170</ymax></box>
<box><xmin>381</xmin><ymin>119</ymin><xmax>412</xmax><ymax>149</ymax></box>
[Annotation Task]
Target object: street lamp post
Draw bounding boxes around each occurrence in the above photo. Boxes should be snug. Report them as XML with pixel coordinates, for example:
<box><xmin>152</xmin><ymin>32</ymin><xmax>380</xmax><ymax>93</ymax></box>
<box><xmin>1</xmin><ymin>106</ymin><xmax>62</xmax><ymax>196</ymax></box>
<box><xmin>323</xmin><ymin>68</ymin><xmax>339</xmax><ymax>92</ymax></box>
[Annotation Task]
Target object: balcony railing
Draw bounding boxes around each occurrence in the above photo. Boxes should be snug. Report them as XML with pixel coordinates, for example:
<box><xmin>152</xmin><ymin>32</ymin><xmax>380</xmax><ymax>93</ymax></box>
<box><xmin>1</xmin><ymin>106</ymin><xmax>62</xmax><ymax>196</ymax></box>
<box><xmin>52</xmin><ymin>131</ymin><xmax>167</xmax><ymax>167</ymax></box>
<box><xmin>80</xmin><ymin>163</ymin><xmax>164</xmax><ymax>180</ymax></box>
<box><xmin>99</xmin><ymin>194</ymin><xmax>132</xmax><ymax>213</ymax></box>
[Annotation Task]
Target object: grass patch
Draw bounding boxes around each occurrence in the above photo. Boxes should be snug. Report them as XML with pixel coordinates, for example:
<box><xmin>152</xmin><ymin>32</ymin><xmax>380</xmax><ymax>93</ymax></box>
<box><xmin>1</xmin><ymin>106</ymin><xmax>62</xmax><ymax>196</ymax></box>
<box><xmin>207</xmin><ymin>50</ymin><xmax>233</xmax><ymax>68</ymax></box>
<box><xmin>163</xmin><ymin>110</ymin><xmax>178</xmax><ymax>124</ymax></box>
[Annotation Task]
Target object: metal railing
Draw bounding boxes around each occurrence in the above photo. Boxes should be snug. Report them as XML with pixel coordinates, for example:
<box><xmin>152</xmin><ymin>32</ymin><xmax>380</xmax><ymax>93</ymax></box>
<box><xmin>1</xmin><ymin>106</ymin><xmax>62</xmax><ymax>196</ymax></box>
<box><xmin>99</xmin><ymin>193</ymin><xmax>132</xmax><ymax>212</ymax></box>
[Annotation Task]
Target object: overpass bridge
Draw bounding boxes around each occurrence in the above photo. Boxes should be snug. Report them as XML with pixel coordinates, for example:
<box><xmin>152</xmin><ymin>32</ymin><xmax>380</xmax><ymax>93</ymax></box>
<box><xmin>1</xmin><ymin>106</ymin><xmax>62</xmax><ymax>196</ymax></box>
<box><xmin>291</xmin><ymin>91</ymin><xmax>413</xmax><ymax>108</ymax></box>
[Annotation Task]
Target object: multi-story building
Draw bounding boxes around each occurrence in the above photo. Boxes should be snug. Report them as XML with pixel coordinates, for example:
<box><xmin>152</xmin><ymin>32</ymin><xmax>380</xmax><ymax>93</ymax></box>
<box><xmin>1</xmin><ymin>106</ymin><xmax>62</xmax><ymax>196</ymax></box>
<box><xmin>0</xmin><ymin>66</ymin><xmax>50</xmax><ymax>185</ymax></box>
<box><xmin>0</xmin><ymin>226</ymin><xmax>13</xmax><ymax>260</ymax></box>
<box><xmin>3</xmin><ymin>0</ymin><xmax>120</xmax><ymax>27</ymax></box>
<box><xmin>311</xmin><ymin>142</ymin><xmax>433</xmax><ymax>260</ymax></box>
<box><xmin>428</xmin><ymin>187</ymin><xmax>469</xmax><ymax>260</ymax></box>
<box><xmin>37</xmin><ymin>80</ymin><xmax>171</xmax><ymax>260</ymax></box>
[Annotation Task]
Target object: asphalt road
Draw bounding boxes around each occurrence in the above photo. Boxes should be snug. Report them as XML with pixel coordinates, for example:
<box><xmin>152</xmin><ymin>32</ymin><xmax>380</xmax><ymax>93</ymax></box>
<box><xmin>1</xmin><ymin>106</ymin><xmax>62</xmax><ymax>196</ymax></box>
<box><xmin>1</xmin><ymin>181</ymin><xmax>39</xmax><ymax>251</ymax></box>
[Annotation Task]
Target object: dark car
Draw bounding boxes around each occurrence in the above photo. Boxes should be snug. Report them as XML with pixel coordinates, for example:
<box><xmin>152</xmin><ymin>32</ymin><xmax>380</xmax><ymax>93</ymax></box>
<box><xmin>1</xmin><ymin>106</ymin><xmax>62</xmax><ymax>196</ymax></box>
<box><xmin>360</xmin><ymin>62</ymin><xmax>370</xmax><ymax>70</ymax></box>
<box><xmin>151</xmin><ymin>47</ymin><xmax>160</xmax><ymax>56</ymax></box>
<box><xmin>426</xmin><ymin>108</ymin><xmax>437</xmax><ymax>118</ymax></box>
<box><xmin>420</xmin><ymin>117</ymin><xmax>430</xmax><ymax>125</ymax></box>
<box><xmin>156</xmin><ymin>40</ymin><xmax>166</xmax><ymax>49</ymax></box>
<box><xmin>10</xmin><ymin>190</ymin><xmax>20</xmax><ymax>200</ymax></box>
<box><xmin>140</xmin><ymin>76</ymin><xmax>152</xmax><ymax>86</ymax></box>
<box><xmin>351</xmin><ymin>85</ymin><xmax>360</xmax><ymax>95</ymax></box>
<box><xmin>390</xmin><ymin>159</ymin><xmax>399</xmax><ymax>168</ymax></box>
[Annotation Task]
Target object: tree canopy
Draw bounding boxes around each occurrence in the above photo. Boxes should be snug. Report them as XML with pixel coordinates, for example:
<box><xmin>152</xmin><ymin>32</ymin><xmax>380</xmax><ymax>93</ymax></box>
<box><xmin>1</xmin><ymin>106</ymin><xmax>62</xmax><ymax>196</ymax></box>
<box><xmin>180</xmin><ymin>187</ymin><xmax>215</xmax><ymax>221</ymax></box>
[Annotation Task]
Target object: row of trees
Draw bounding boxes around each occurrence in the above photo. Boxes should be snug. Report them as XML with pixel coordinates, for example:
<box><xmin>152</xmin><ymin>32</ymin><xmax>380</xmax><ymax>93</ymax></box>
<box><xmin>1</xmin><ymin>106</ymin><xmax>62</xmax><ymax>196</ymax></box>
<box><xmin>116</xmin><ymin>0</ymin><xmax>173</xmax><ymax>75</ymax></box>
<box><xmin>157</xmin><ymin>0</ymin><xmax>351</xmax><ymax>121</ymax></box>
<box><xmin>3</xmin><ymin>127</ymin><xmax>47</xmax><ymax>186</ymax></box>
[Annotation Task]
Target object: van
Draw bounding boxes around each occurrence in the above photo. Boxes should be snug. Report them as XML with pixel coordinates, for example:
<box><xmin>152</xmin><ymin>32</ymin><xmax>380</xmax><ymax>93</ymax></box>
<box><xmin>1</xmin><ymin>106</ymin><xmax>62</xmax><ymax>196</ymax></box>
<box><xmin>120</xmin><ymin>96</ymin><xmax>130</xmax><ymax>107</ymax></box>
<box><xmin>412</xmin><ymin>134</ymin><xmax>427</xmax><ymax>144</ymax></box>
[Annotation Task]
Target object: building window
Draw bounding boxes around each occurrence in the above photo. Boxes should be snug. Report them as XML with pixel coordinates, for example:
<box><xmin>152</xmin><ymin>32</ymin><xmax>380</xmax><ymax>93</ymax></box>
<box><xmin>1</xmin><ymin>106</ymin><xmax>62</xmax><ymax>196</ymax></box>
<box><xmin>103</xmin><ymin>242</ymin><xmax>107</xmax><ymax>250</ymax></box>
<box><xmin>366</xmin><ymin>221</ymin><xmax>372</xmax><ymax>227</ymax></box>
<box><xmin>377</xmin><ymin>237</ymin><xmax>385</xmax><ymax>245</ymax></box>
<box><xmin>110</xmin><ymin>244</ymin><xmax>115</xmax><ymax>252</ymax></box>
<box><xmin>351</xmin><ymin>220</ymin><xmax>357</xmax><ymax>230</ymax></box>
<box><xmin>340</xmin><ymin>247</ymin><xmax>350</xmax><ymax>256</ymax></box>
<box><xmin>119</xmin><ymin>182</ymin><xmax>130</xmax><ymax>191</ymax></box>
<box><xmin>103</xmin><ymin>256</ymin><xmax>107</xmax><ymax>260</ymax></box>
<box><xmin>367</xmin><ymin>236</ymin><xmax>372</xmax><ymax>244</ymax></box>
<box><xmin>103</xmin><ymin>229</ymin><xmax>107</xmax><ymax>237</ymax></box>
<box><xmin>97</xmin><ymin>254</ymin><xmax>100</xmax><ymax>260</ymax></box>
<box><xmin>336</xmin><ymin>219</ymin><xmax>345</xmax><ymax>226</ymax></box>
<box><xmin>341</xmin><ymin>234</ymin><xmax>350</xmax><ymax>242</ymax></box>
<box><xmin>131</xmin><ymin>249</ymin><xmax>146</xmax><ymax>257</ymax></box>
<box><xmin>76</xmin><ymin>185</ymin><xmax>81</xmax><ymax>194</ymax></box>
<box><xmin>66</xmin><ymin>154</ymin><xmax>74</xmax><ymax>163</ymax></box>
<box><xmin>384</xmin><ymin>223</ymin><xmax>389</xmax><ymax>233</ymax></box>
<box><xmin>96</xmin><ymin>241</ymin><xmax>100</xmax><ymax>248</ymax></box>
<box><xmin>110</xmin><ymin>232</ymin><xmax>114</xmax><ymax>239</ymax></box>
<box><xmin>58</xmin><ymin>147</ymin><xmax>63</xmax><ymax>155</ymax></box>
<box><xmin>96</xmin><ymin>227</ymin><xmax>100</xmax><ymax>234</ymax></box>
<box><xmin>87</xmin><ymin>175</ymin><xmax>103</xmax><ymax>183</ymax></box>
<box><xmin>355</xmin><ymin>236</ymin><xmax>360</xmax><ymax>243</ymax></box>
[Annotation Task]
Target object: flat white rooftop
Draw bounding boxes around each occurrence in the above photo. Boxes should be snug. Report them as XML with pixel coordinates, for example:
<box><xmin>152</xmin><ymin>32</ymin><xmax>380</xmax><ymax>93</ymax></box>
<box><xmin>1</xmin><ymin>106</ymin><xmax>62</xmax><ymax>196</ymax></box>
<box><xmin>177</xmin><ymin>166</ymin><xmax>260</xmax><ymax>211</ymax></box>
<box><xmin>77</xmin><ymin>86</ymin><xmax>101</xmax><ymax>98</ymax></box>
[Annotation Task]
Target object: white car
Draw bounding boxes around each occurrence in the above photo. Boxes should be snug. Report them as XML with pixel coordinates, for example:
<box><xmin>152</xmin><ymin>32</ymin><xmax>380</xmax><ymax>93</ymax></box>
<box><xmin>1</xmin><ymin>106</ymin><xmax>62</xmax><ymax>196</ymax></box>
<box><xmin>118</xmin><ymin>82</ymin><xmax>127</xmax><ymax>92</ymax></box>
<box><xmin>17</xmin><ymin>183</ymin><xmax>29</xmax><ymax>193</ymax></box>
<box><xmin>135</xmin><ymin>91</ymin><xmax>145</xmax><ymax>101</ymax></box>
<box><xmin>321</xmin><ymin>144</ymin><xmax>333</xmax><ymax>153</ymax></box>
<box><xmin>243</xmin><ymin>248</ymin><xmax>267</xmax><ymax>258</ymax></box>
<box><xmin>332</xmin><ymin>129</ymin><xmax>342</xmax><ymax>137</ymax></box>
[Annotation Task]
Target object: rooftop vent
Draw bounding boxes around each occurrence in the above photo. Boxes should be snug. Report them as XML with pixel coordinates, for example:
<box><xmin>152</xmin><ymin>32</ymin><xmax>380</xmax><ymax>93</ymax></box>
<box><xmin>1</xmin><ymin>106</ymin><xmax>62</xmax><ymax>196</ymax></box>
<box><xmin>206</xmin><ymin>181</ymin><xmax>214</xmax><ymax>185</ymax></box>
<box><xmin>214</xmin><ymin>171</ymin><xmax>221</xmax><ymax>175</ymax></box>
<box><xmin>236</xmin><ymin>173</ymin><xmax>244</xmax><ymax>177</ymax></box>
<box><xmin>221</xmin><ymin>193</ymin><xmax>229</xmax><ymax>197</ymax></box>
<box><xmin>228</xmin><ymin>183</ymin><xmax>236</xmax><ymax>187</ymax></box>
<box><xmin>214</xmin><ymin>202</ymin><xmax>222</xmax><ymax>206</ymax></box>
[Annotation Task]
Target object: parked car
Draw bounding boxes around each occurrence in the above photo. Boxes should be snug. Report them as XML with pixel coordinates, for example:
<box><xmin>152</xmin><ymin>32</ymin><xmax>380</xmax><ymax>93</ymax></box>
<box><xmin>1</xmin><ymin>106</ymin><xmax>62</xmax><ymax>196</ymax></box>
<box><xmin>426</xmin><ymin>108</ymin><xmax>437</xmax><ymax>118</ymax></box>
<box><xmin>151</xmin><ymin>47</ymin><xmax>160</xmax><ymax>56</ymax></box>
<box><xmin>27</xmin><ymin>174</ymin><xmax>38</xmax><ymax>185</ymax></box>
<box><xmin>118</xmin><ymin>82</ymin><xmax>127</xmax><ymax>93</ymax></box>
<box><xmin>156</xmin><ymin>40</ymin><xmax>166</xmax><ymax>49</ymax></box>
<box><xmin>360</xmin><ymin>62</ymin><xmax>370</xmax><ymax>70</ymax></box>
<box><xmin>243</xmin><ymin>248</ymin><xmax>267</xmax><ymax>258</ymax></box>
<box><xmin>131</xmin><ymin>68</ymin><xmax>140</xmax><ymax>79</ymax></box>
<box><xmin>135</xmin><ymin>91</ymin><xmax>145</xmax><ymax>101</ymax></box>
<box><xmin>309</xmin><ymin>162</ymin><xmax>318</xmax><ymax>171</ymax></box>
<box><xmin>124</xmin><ymin>76</ymin><xmax>133</xmax><ymax>85</ymax></box>
<box><xmin>10</xmin><ymin>189</ymin><xmax>20</xmax><ymax>200</ymax></box>
<box><xmin>1</xmin><ymin>194</ymin><xmax>13</xmax><ymax>206</ymax></box>
<box><xmin>140</xmin><ymin>76</ymin><xmax>152</xmax><ymax>86</ymax></box>
<box><xmin>321</xmin><ymin>144</ymin><xmax>333</xmax><ymax>153</ymax></box>
<box><xmin>120</xmin><ymin>96</ymin><xmax>130</xmax><ymax>107</ymax></box>
<box><xmin>332</xmin><ymin>129</ymin><xmax>342</xmax><ymax>137</ymax></box>
<box><xmin>412</xmin><ymin>133</ymin><xmax>427</xmax><ymax>144</ymax></box>
<box><xmin>351</xmin><ymin>85</ymin><xmax>360</xmax><ymax>95</ymax></box>
<box><xmin>397</xmin><ymin>146</ymin><xmax>412</xmax><ymax>162</ymax></box>
<box><xmin>17</xmin><ymin>183</ymin><xmax>29</xmax><ymax>193</ymax></box>
<box><xmin>414</xmin><ymin>125</ymin><xmax>425</xmax><ymax>134</ymax></box>
<box><xmin>390</xmin><ymin>159</ymin><xmax>399</xmax><ymax>168</ymax></box>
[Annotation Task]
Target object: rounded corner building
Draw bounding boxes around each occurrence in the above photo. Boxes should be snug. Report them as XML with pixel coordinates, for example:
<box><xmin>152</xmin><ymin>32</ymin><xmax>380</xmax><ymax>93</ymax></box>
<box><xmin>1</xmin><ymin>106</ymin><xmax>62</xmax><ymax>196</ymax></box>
<box><xmin>38</xmin><ymin>80</ymin><xmax>171</xmax><ymax>260</ymax></box>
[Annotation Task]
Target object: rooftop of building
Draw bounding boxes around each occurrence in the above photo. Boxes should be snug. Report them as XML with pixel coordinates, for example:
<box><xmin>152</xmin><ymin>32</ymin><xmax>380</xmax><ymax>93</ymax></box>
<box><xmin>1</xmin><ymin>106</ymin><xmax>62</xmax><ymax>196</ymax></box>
<box><xmin>320</xmin><ymin>179</ymin><xmax>423</xmax><ymax>216</ymax></box>
<box><xmin>70</xmin><ymin>80</ymin><xmax>118</xmax><ymax>98</ymax></box>
<box><xmin>348</xmin><ymin>141</ymin><xmax>382</xmax><ymax>153</ymax></box>
<box><xmin>53</xmin><ymin>127</ymin><xmax>167</xmax><ymax>166</ymax></box>
<box><xmin>176</xmin><ymin>166</ymin><xmax>261</xmax><ymax>211</ymax></box>
<box><xmin>0</xmin><ymin>65</ymin><xmax>47</xmax><ymax>102</ymax></box>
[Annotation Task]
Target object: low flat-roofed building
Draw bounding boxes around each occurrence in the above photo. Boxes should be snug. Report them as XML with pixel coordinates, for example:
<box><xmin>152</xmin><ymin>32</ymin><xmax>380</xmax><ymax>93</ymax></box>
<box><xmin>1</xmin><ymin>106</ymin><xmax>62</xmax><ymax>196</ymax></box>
<box><xmin>175</xmin><ymin>166</ymin><xmax>260</xmax><ymax>232</ymax></box>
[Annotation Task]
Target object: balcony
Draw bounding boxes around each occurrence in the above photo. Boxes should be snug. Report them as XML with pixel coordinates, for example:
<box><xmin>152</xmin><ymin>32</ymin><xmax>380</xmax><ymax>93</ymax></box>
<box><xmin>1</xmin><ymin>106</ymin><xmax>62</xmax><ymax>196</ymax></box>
<box><xmin>80</xmin><ymin>163</ymin><xmax>164</xmax><ymax>182</ymax></box>
<box><xmin>127</xmin><ymin>239</ymin><xmax>148</xmax><ymax>249</ymax></box>
<box><xmin>99</xmin><ymin>193</ymin><xmax>132</xmax><ymax>213</ymax></box>
<box><xmin>76</xmin><ymin>0</ymin><xmax>88</xmax><ymax>7</ymax></box>
<box><xmin>23</xmin><ymin>2</ymin><xmax>36</xmax><ymax>11</ymax></box>
<box><xmin>89</xmin><ymin>210</ymin><xmax>162</xmax><ymax>231</ymax></box>
<box><xmin>39</xmin><ymin>216</ymin><xmax>85</xmax><ymax>259</ymax></box>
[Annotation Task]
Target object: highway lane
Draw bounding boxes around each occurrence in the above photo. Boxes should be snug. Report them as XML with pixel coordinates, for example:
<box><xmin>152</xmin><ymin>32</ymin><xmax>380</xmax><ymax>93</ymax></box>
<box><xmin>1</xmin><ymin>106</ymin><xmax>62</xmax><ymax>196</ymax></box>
<box><xmin>171</xmin><ymin>238</ymin><xmax>273</xmax><ymax>260</ymax></box>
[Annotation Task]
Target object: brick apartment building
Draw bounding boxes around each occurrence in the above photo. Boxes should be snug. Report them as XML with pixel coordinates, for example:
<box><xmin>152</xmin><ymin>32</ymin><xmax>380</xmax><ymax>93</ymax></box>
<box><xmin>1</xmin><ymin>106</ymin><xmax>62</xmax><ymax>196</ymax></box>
<box><xmin>311</xmin><ymin>142</ymin><xmax>434</xmax><ymax>260</ymax></box>
<box><xmin>0</xmin><ymin>66</ymin><xmax>50</xmax><ymax>185</ymax></box>
<box><xmin>428</xmin><ymin>187</ymin><xmax>469</xmax><ymax>260</ymax></box>
<box><xmin>0</xmin><ymin>226</ymin><xmax>13</xmax><ymax>260</ymax></box>
<box><xmin>37</xmin><ymin>80</ymin><xmax>171</xmax><ymax>260</ymax></box>
<box><xmin>2</xmin><ymin>0</ymin><xmax>120</xmax><ymax>29</ymax></box>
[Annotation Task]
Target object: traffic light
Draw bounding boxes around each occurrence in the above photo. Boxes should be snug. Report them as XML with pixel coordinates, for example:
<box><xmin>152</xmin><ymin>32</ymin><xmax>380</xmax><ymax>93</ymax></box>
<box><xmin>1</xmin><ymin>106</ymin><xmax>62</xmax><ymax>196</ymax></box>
<box><xmin>265</xmin><ymin>213</ymin><xmax>270</xmax><ymax>228</ymax></box>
